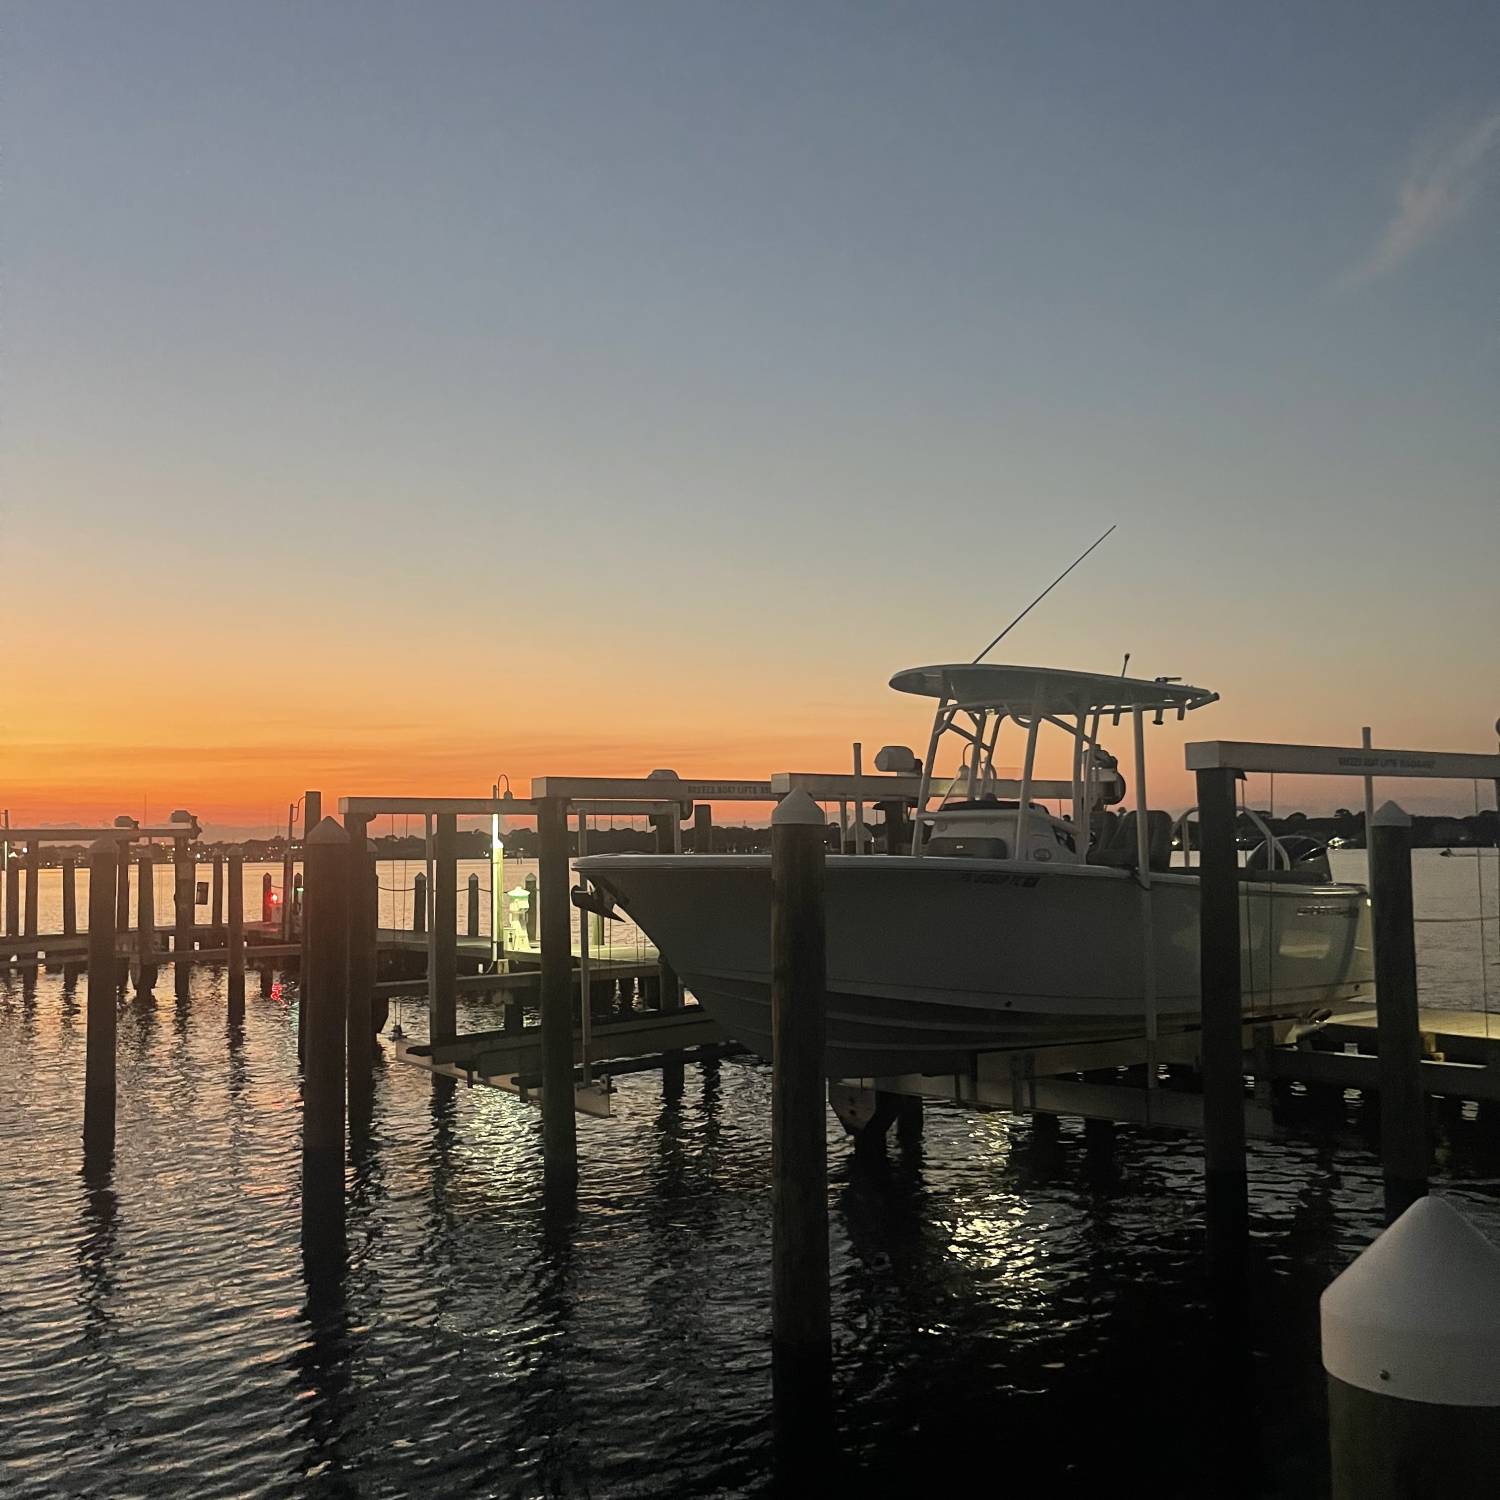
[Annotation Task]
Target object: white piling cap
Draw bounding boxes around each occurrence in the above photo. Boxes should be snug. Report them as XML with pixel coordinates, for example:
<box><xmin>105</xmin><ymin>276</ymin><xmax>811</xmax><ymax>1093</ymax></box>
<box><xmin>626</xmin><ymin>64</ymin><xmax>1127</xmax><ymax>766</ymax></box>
<box><xmin>772</xmin><ymin>787</ymin><xmax>825</xmax><ymax>827</ymax></box>
<box><xmin>1321</xmin><ymin>1195</ymin><xmax>1500</xmax><ymax>1406</ymax></box>
<box><xmin>1372</xmin><ymin>800</ymin><xmax>1411</xmax><ymax>829</ymax></box>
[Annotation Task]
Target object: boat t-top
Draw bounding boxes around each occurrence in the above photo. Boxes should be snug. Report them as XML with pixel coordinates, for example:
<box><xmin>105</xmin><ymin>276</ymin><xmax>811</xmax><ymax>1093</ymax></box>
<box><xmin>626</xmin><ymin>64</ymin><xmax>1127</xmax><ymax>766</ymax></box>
<box><xmin>577</xmin><ymin>663</ymin><xmax>1372</xmax><ymax>1078</ymax></box>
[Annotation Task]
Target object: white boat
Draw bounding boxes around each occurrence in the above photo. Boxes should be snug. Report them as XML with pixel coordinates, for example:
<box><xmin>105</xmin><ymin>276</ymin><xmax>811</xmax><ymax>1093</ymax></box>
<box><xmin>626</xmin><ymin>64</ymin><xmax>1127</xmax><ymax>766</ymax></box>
<box><xmin>577</xmin><ymin>664</ymin><xmax>1373</xmax><ymax>1078</ymax></box>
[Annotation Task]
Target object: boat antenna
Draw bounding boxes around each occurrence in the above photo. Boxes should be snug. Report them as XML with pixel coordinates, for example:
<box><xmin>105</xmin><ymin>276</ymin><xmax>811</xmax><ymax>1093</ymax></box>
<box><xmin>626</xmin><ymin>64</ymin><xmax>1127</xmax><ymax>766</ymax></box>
<box><xmin>1120</xmin><ymin>652</ymin><xmax>1131</xmax><ymax>676</ymax></box>
<box><xmin>972</xmin><ymin>523</ymin><xmax>1117</xmax><ymax>664</ymax></box>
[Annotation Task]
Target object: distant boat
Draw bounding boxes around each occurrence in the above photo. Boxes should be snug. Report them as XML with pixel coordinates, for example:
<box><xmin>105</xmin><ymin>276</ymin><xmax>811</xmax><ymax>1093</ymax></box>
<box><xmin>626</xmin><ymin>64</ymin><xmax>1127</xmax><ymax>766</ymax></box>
<box><xmin>580</xmin><ymin>662</ymin><xmax>1373</xmax><ymax>1077</ymax></box>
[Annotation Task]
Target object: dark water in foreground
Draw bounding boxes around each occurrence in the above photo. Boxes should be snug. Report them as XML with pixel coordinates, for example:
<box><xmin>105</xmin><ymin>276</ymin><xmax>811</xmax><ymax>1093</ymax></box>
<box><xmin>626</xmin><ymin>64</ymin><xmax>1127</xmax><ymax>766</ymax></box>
<box><xmin>3</xmin><ymin>856</ymin><xmax>1500</xmax><ymax>1498</ymax></box>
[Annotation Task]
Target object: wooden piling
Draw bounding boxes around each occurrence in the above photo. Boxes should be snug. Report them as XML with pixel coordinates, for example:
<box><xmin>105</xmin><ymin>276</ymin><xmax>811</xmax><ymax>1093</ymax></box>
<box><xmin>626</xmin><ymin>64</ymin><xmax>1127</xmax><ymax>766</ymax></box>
<box><xmin>281</xmin><ymin>848</ymin><xmax>295</xmax><ymax>940</ymax></box>
<box><xmin>227</xmin><ymin>847</ymin><xmax>245</xmax><ymax>1023</ymax></box>
<box><xmin>61</xmin><ymin>856</ymin><xmax>77</xmax><ymax>936</ymax></box>
<box><xmin>345</xmin><ymin>814</ymin><xmax>376</xmax><ymax>1120</ymax></box>
<box><xmin>211</xmin><ymin>854</ymin><xmax>224</xmax><ymax>938</ymax></box>
<box><xmin>301</xmin><ymin>818</ymin><xmax>349</xmax><ymax>1209</ymax></box>
<box><xmin>4</xmin><ymin>853</ymin><xmax>18</xmax><ymax>937</ymax></box>
<box><xmin>1370</xmin><ymin>801</ymin><xmax>1427</xmax><ymax>1221</ymax></box>
<box><xmin>23</xmin><ymin>844</ymin><xmax>39</xmax><ymax>937</ymax></box>
<box><xmin>1196</xmin><ymin>765</ymin><xmax>1249</xmax><ymax>1274</ymax></box>
<box><xmin>115</xmin><ymin>846</ymin><xmax>130</xmax><ymax>932</ymax></box>
<box><xmin>412</xmin><ymin>872</ymin><xmax>427</xmax><ymax>934</ymax></box>
<box><xmin>693</xmin><ymin>804</ymin><xmax>713</xmax><ymax>854</ymax></box>
<box><xmin>537</xmin><ymin>797</ymin><xmax>577</xmax><ymax>1190</ymax></box>
<box><xmin>135</xmin><ymin>850</ymin><xmax>156</xmax><ymax>992</ymax></box>
<box><xmin>304</xmin><ymin>790</ymin><xmax>322</xmax><ymax>837</ymax></box>
<box><xmin>432</xmin><ymin>813</ymin><xmax>458</xmax><ymax>1043</ymax></box>
<box><xmin>84</xmin><ymin>839</ymin><xmax>118</xmax><ymax>1154</ymax></box>
<box><xmin>173</xmin><ymin>836</ymin><xmax>193</xmax><ymax>998</ymax></box>
<box><xmin>769</xmin><ymin>788</ymin><xmax>833</xmax><ymax>1449</ymax></box>
<box><xmin>262</xmin><ymin>871</ymin><xmax>274</xmax><ymax>925</ymax></box>
<box><xmin>524</xmin><ymin>873</ymin><xmax>538</xmax><ymax>944</ymax></box>
<box><xmin>467</xmin><ymin>871</ymin><xmax>481</xmax><ymax>937</ymax></box>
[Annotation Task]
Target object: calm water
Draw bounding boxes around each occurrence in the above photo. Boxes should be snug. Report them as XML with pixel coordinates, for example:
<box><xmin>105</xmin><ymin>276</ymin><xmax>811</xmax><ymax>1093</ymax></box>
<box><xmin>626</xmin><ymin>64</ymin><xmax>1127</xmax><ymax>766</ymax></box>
<box><xmin>2</xmin><ymin>852</ymin><xmax>1498</xmax><ymax>1497</ymax></box>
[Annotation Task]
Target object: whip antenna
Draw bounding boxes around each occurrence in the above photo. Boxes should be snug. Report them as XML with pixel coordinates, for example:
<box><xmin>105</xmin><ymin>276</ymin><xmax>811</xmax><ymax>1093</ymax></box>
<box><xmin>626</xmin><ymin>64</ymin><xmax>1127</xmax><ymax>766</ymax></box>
<box><xmin>972</xmin><ymin>524</ymin><xmax>1117</xmax><ymax>664</ymax></box>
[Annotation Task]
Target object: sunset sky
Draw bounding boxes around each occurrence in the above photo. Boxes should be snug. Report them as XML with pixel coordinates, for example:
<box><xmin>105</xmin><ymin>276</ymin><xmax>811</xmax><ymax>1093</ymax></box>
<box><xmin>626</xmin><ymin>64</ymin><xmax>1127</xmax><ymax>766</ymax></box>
<box><xmin>4</xmin><ymin>2</ymin><xmax>1497</xmax><ymax>834</ymax></box>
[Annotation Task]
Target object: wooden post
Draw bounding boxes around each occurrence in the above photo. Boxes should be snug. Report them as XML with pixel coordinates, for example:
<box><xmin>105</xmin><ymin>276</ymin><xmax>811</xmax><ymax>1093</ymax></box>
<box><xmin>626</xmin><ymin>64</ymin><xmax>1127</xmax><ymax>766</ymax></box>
<box><xmin>173</xmin><ymin>835</ymin><xmax>193</xmax><ymax>999</ymax></box>
<box><xmin>227</xmin><ymin>847</ymin><xmax>245</xmax><ymax>1023</ymax></box>
<box><xmin>61</xmin><ymin>856</ymin><xmax>77</xmax><ymax>936</ymax></box>
<box><xmin>4</xmin><ymin>852</ymin><xmax>18</xmax><ymax>937</ymax></box>
<box><xmin>262</xmin><ymin>871</ymin><xmax>274</xmax><ymax>925</ymax></box>
<box><xmin>769</xmin><ymin>788</ymin><xmax>833</xmax><ymax>1455</ymax></box>
<box><xmin>345</xmin><ymin>814</ymin><xmax>376</xmax><ymax>1121</ymax></box>
<box><xmin>84</xmin><ymin>838</ymin><xmax>118</xmax><ymax>1155</ymax></box>
<box><xmin>693</xmin><ymin>804</ymin><xmax>713</xmax><ymax>854</ymax></box>
<box><xmin>281</xmin><ymin>847</ymin><xmax>295</xmax><ymax>940</ymax></box>
<box><xmin>1323</xmin><ymin>1196</ymin><xmax>1500</xmax><ymax>1497</ymax></box>
<box><xmin>653</xmin><ymin>810</ymin><xmax>685</xmax><ymax>1094</ymax></box>
<box><xmin>304</xmin><ymin>791</ymin><xmax>322</xmax><ymax>838</ymax></box>
<box><xmin>412</xmin><ymin>872</ymin><xmax>427</xmax><ymax>933</ymax></box>
<box><xmin>467</xmin><ymin>872</ymin><xmax>481</xmax><ymax>937</ymax></box>
<box><xmin>135</xmin><ymin>849</ymin><xmax>156</xmax><ymax>993</ymax></box>
<box><xmin>23</xmin><ymin>844</ymin><xmax>39</xmax><ymax>937</ymax></box>
<box><xmin>432</xmin><ymin>813</ymin><xmax>458</xmax><ymax>1043</ymax></box>
<box><xmin>211</xmin><ymin>854</ymin><xmax>224</xmax><ymax>937</ymax></box>
<box><xmin>115</xmin><ymin>846</ymin><xmax>131</xmax><ymax>932</ymax></box>
<box><xmin>301</xmin><ymin>818</ymin><xmax>348</xmax><ymax>1213</ymax></box>
<box><xmin>537</xmin><ymin>797</ymin><xmax>577</xmax><ymax>1191</ymax></box>
<box><xmin>524</xmin><ymin>873</ymin><xmax>538</xmax><ymax>945</ymax></box>
<box><xmin>1370</xmin><ymin>801</ymin><xmax>1427</xmax><ymax>1222</ymax></box>
<box><xmin>1196</xmin><ymin>766</ymin><xmax>1248</xmax><ymax>1276</ymax></box>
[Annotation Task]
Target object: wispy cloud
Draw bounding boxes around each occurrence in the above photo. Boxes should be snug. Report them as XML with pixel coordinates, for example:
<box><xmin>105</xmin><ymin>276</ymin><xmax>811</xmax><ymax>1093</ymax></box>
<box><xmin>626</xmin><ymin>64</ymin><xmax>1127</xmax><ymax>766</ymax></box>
<box><xmin>1337</xmin><ymin>110</ymin><xmax>1500</xmax><ymax>291</ymax></box>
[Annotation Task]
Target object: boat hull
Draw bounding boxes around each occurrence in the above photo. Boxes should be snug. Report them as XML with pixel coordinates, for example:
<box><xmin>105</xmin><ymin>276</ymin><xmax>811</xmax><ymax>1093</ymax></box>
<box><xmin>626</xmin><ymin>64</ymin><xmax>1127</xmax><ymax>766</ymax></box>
<box><xmin>577</xmin><ymin>854</ymin><xmax>1373</xmax><ymax>1077</ymax></box>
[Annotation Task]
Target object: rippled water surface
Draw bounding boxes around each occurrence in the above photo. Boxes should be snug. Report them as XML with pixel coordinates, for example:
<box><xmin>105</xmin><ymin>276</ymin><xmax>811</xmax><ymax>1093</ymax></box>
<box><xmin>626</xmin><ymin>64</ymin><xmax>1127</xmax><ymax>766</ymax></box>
<box><xmin>2</xmin><ymin>853</ymin><xmax>1499</xmax><ymax>1497</ymax></box>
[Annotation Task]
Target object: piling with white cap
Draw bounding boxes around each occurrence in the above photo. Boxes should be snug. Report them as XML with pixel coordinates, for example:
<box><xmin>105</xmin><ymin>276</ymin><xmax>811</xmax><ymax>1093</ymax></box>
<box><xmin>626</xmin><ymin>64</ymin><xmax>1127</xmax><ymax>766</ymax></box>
<box><xmin>1322</xmin><ymin>1195</ymin><xmax>1500</xmax><ymax>1495</ymax></box>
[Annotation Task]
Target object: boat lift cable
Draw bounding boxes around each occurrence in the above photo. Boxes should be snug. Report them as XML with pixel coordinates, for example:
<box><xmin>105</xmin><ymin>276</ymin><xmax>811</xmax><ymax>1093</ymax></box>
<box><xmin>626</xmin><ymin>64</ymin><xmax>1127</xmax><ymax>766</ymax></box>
<box><xmin>972</xmin><ymin>523</ymin><xmax>1117</xmax><ymax>664</ymax></box>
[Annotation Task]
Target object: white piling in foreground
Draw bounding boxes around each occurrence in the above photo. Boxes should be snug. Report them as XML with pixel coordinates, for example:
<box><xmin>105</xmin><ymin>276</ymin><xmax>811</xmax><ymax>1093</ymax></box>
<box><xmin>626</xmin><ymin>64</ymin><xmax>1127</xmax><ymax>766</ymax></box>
<box><xmin>1321</xmin><ymin>1195</ymin><xmax>1500</xmax><ymax>1496</ymax></box>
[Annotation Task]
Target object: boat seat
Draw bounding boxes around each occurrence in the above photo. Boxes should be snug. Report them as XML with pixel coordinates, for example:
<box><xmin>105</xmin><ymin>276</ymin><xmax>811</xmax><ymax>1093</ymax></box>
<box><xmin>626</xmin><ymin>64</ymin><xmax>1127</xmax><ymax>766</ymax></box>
<box><xmin>1088</xmin><ymin>810</ymin><xmax>1120</xmax><ymax>854</ymax></box>
<box><xmin>1087</xmin><ymin>810</ymin><xmax>1173</xmax><ymax>872</ymax></box>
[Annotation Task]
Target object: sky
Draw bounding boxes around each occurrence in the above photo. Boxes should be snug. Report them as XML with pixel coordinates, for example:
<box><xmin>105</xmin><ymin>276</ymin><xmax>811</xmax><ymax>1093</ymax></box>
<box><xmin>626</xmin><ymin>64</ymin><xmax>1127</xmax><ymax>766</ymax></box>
<box><xmin>3</xmin><ymin>1</ymin><xmax>1497</xmax><ymax>834</ymax></box>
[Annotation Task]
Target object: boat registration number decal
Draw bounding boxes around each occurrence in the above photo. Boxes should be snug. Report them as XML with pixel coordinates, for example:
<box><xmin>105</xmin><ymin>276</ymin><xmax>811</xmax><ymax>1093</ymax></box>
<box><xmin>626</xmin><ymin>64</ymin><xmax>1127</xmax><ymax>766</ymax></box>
<box><xmin>958</xmin><ymin>873</ymin><xmax>1041</xmax><ymax>889</ymax></box>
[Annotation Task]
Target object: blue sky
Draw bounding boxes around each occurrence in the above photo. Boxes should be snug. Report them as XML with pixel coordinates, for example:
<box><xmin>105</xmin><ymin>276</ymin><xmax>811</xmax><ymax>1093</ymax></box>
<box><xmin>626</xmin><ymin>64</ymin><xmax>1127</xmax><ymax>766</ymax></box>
<box><xmin>3</xmin><ymin>2</ymin><xmax>1497</xmax><ymax>823</ymax></box>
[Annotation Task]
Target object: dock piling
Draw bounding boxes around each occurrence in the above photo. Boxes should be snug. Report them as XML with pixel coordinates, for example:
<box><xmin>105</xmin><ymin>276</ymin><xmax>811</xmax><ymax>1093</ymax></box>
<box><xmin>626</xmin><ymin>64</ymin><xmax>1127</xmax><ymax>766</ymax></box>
<box><xmin>346</xmin><ymin>817</ymin><xmax>377</xmax><ymax>1121</ymax></box>
<box><xmin>467</xmin><ymin>872</ymin><xmax>481</xmax><ymax>937</ymax></box>
<box><xmin>115</xmin><ymin>847</ymin><xmax>130</xmax><ymax>933</ymax></box>
<box><xmin>61</xmin><ymin>856</ymin><xmax>77</xmax><ymax>937</ymax></box>
<box><xmin>1195</xmin><ymin>765</ymin><xmax>1249</xmax><ymax>1278</ymax></box>
<box><xmin>769</xmin><ymin>788</ymin><xmax>833</xmax><ymax>1460</ymax></box>
<box><xmin>1322</xmin><ymin>1196</ymin><xmax>1500</xmax><ymax>1496</ymax></box>
<box><xmin>412</xmin><ymin>873</ymin><xmax>427</xmax><ymax>934</ymax></box>
<box><xmin>1371</xmin><ymin>801</ymin><xmax>1427</xmax><ymax>1221</ymax></box>
<box><xmin>173</xmin><ymin>835</ymin><xmax>193</xmax><ymax>999</ymax></box>
<box><xmin>83</xmin><ymin>838</ymin><xmax>118</xmax><ymax>1155</ymax></box>
<box><xmin>537</xmin><ymin>797</ymin><xmax>577</xmax><ymax>1193</ymax></box>
<box><xmin>227</xmin><ymin>848</ymin><xmax>245</xmax><ymax>1023</ymax></box>
<box><xmin>4</xmin><ymin>852</ymin><xmax>19</xmax><ymax>937</ymax></box>
<box><xmin>211</xmin><ymin>854</ymin><xmax>224</xmax><ymax>939</ymax></box>
<box><xmin>262</xmin><ymin>871</ymin><xmax>274</xmax><ymax>925</ymax></box>
<box><xmin>135</xmin><ymin>850</ymin><xmax>156</xmax><ymax>993</ymax></box>
<box><xmin>432</xmin><ymin>813</ymin><xmax>458</xmax><ymax>1043</ymax></box>
<box><xmin>524</xmin><ymin>873</ymin><xmax>538</xmax><ymax>945</ymax></box>
<box><xmin>693</xmin><ymin>804</ymin><xmax>713</xmax><ymax>854</ymax></box>
<box><xmin>301</xmin><ymin>818</ymin><xmax>349</xmax><ymax>1217</ymax></box>
<box><xmin>23</xmin><ymin>844</ymin><xmax>39</xmax><ymax>937</ymax></box>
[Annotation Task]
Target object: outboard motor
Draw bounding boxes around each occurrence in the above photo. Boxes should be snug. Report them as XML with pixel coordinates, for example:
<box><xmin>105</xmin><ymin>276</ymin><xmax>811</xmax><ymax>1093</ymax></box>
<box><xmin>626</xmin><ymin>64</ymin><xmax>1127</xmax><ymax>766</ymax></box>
<box><xmin>1246</xmin><ymin>834</ymin><xmax>1331</xmax><ymax>882</ymax></box>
